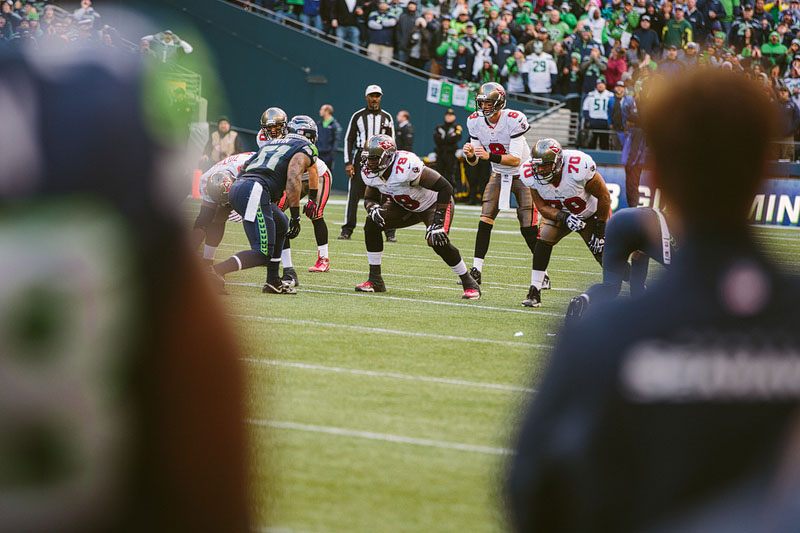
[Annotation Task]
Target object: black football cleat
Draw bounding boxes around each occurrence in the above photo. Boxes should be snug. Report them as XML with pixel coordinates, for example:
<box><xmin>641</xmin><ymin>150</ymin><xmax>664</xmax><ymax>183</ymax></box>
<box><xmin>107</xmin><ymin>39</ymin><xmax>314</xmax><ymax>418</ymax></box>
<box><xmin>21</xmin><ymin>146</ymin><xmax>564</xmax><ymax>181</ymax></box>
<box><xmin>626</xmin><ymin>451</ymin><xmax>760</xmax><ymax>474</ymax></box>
<box><xmin>385</xmin><ymin>234</ymin><xmax>398</xmax><ymax>243</ymax></box>
<box><xmin>281</xmin><ymin>267</ymin><xmax>299</xmax><ymax>287</ymax></box>
<box><xmin>565</xmin><ymin>294</ymin><xmax>590</xmax><ymax>325</ymax></box>
<box><xmin>542</xmin><ymin>273</ymin><xmax>551</xmax><ymax>290</ymax></box>
<box><xmin>522</xmin><ymin>285</ymin><xmax>542</xmax><ymax>307</ymax></box>
<box><xmin>469</xmin><ymin>266</ymin><xmax>482</xmax><ymax>285</ymax></box>
<box><xmin>263</xmin><ymin>280</ymin><xmax>297</xmax><ymax>294</ymax></box>
<box><xmin>355</xmin><ymin>277</ymin><xmax>386</xmax><ymax>293</ymax></box>
<box><xmin>337</xmin><ymin>231</ymin><xmax>352</xmax><ymax>240</ymax></box>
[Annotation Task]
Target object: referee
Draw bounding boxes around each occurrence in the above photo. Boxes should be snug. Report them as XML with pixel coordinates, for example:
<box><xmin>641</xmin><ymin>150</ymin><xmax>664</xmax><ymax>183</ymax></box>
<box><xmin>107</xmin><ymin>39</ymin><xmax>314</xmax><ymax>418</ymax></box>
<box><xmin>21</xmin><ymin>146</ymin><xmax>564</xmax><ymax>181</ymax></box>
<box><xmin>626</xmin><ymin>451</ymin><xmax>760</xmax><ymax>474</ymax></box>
<box><xmin>339</xmin><ymin>84</ymin><xmax>396</xmax><ymax>241</ymax></box>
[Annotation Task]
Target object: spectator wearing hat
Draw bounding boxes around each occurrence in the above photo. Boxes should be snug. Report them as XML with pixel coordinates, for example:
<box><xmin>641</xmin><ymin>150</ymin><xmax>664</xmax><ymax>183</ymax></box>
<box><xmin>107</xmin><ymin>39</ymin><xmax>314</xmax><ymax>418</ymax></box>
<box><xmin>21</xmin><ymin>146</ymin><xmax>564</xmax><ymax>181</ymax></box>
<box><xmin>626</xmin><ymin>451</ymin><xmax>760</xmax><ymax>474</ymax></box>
<box><xmin>495</xmin><ymin>29</ymin><xmax>517</xmax><ymax>67</ymax></box>
<box><xmin>660</xmin><ymin>44</ymin><xmax>688</xmax><ymax>74</ymax></box>
<box><xmin>482</xmin><ymin>5</ymin><xmax>502</xmax><ymax>33</ymax></box>
<box><xmin>682</xmin><ymin>40</ymin><xmax>700</xmax><ymax>64</ymax></box>
<box><xmin>582</xmin><ymin>76</ymin><xmax>613</xmax><ymax>149</ymax></box>
<box><xmin>763</xmin><ymin>29</ymin><xmax>789</xmax><ymax>64</ymax></box>
<box><xmin>775</xmin><ymin>84</ymin><xmax>800</xmax><ymax>159</ymax></box>
<box><xmin>433</xmin><ymin>109</ymin><xmax>463</xmax><ymax>191</ymax></box>
<box><xmin>634</xmin><ymin>15</ymin><xmax>661</xmax><ymax>55</ymax></box>
<box><xmin>141</xmin><ymin>30</ymin><xmax>193</xmax><ymax>63</ymax></box>
<box><xmin>732</xmin><ymin>4</ymin><xmax>761</xmax><ymax>48</ymax></box>
<box><xmin>626</xmin><ymin>34</ymin><xmax>646</xmax><ymax>66</ymax></box>
<box><xmin>430</xmin><ymin>14</ymin><xmax>451</xmax><ymax>55</ymax></box>
<box><xmin>367</xmin><ymin>2</ymin><xmax>398</xmax><ymax>65</ymax></box>
<box><xmin>452</xmin><ymin>8</ymin><xmax>471</xmax><ymax>34</ymax></box>
<box><xmin>201</xmin><ymin>117</ymin><xmax>242</xmax><ymax>168</ymax></box>
<box><xmin>461</xmin><ymin>21</ymin><xmax>481</xmax><ymax>54</ymax></box>
<box><xmin>559</xmin><ymin>50</ymin><xmax>585</xmax><ymax>110</ymax></box>
<box><xmin>501</xmin><ymin>9</ymin><xmax>524</xmax><ymax>40</ymax></box>
<box><xmin>514</xmin><ymin>2</ymin><xmax>536</xmax><ymax>28</ymax></box>
<box><xmin>685</xmin><ymin>0</ymin><xmax>709</xmax><ymax>42</ymax></box>
<box><xmin>473</xmin><ymin>33</ymin><xmax>497</xmax><ymax>76</ymax></box>
<box><xmin>583</xmin><ymin>5</ymin><xmax>608</xmax><ymax>48</ymax></box>
<box><xmin>437</xmin><ymin>27</ymin><xmax>461</xmax><ymax>77</ymax></box>
<box><xmin>754</xmin><ymin>0</ymin><xmax>776</xmax><ymax>27</ymax></box>
<box><xmin>571</xmin><ymin>25</ymin><xmax>603</xmax><ymax>59</ymax></box>
<box><xmin>74</xmin><ymin>0</ymin><xmax>100</xmax><ymax>26</ymax></box>
<box><xmin>561</xmin><ymin>2</ymin><xmax>578</xmax><ymax>29</ymax></box>
<box><xmin>622</xmin><ymin>0</ymin><xmax>642</xmax><ymax>30</ymax></box>
<box><xmin>607</xmin><ymin>80</ymin><xmax>630</xmax><ymax>149</ymax></box>
<box><xmin>662</xmin><ymin>4</ymin><xmax>694</xmax><ymax>52</ymax></box>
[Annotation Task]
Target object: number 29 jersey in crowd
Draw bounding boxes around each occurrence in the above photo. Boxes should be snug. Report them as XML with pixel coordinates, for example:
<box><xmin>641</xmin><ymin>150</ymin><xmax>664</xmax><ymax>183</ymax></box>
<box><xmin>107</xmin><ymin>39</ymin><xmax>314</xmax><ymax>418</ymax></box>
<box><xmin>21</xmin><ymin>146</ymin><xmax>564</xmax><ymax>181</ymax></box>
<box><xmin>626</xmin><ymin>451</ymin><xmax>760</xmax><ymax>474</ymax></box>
<box><xmin>242</xmin><ymin>134</ymin><xmax>318</xmax><ymax>197</ymax></box>
<box><xmin>466</xmin><ymin>109</ymin><xmax>530</xmax><ymax>175</ymax></box>
<box><xmin>521</xmin><ymin>149</ymin><xmax>598</xmax><ymax>219</ymax></box>
<box><xmin>361</xmin><ymin>151</ymin><xmax>437</xmax><ymax>213</ymax></box>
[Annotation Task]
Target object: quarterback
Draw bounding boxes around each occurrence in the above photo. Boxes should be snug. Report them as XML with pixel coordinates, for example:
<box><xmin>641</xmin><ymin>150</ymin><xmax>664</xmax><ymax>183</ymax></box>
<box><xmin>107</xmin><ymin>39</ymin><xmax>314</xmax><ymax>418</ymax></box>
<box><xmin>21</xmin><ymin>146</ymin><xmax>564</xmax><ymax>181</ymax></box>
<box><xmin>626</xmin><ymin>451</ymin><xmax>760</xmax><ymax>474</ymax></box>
<box><xmin>520</xmin><ymin>138</ymin><xmax>611</xmax><ymax>307</ymax></box>
<box><xmin>355</xmin><ymin>135</ymin><xmax>481</xmax><ymax>299</ymax></box>
<box><xmin>463</xmin><ymin>82</ymin><xmax>547</xmax><ymax>290</ymax></box>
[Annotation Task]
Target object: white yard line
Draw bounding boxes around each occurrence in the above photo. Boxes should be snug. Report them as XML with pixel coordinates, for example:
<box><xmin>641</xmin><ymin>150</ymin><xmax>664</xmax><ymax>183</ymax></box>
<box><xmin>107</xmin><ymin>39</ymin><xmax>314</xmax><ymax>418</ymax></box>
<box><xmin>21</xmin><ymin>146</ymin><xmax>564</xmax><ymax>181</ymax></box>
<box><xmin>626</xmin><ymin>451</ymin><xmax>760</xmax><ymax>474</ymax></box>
<box><xmin>247</xmin><ymin>419</ymin><xmax>513</xmax><ymax>456</ymax></box>
<box><xmin>232</xmin><ymin>314</ymin><xmax>555</xmax><ymax>348</ymax></box>
<box><xmin>242</xmin><ymin>358</ymin><xmax>537</xmax><ymax>393</ymax></box>
<box><xmin>228</xmin><ymin>285</ymin><xmax>569</xmax><ymax>317</ymax></box>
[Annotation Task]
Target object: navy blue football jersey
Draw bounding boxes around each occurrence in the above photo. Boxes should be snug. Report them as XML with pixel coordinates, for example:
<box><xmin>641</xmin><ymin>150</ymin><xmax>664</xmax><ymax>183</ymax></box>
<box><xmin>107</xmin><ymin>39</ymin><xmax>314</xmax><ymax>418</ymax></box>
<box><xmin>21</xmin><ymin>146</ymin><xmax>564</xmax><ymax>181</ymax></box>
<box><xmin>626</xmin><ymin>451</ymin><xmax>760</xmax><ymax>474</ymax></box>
<box><xmin>240</xmin><ymin>134</ymin><xmax>318</xmax><ymax>196</ymax></box>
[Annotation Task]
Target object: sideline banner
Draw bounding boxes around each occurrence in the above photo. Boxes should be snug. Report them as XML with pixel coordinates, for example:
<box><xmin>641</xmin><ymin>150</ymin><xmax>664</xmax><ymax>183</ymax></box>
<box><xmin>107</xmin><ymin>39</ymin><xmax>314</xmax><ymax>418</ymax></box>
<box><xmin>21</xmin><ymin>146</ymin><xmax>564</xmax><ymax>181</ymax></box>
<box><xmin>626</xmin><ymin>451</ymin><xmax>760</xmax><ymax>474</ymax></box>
<box><xmin>598</xmin><ymin>165</ymin><xmax>800</xmax><ymax>227</ymax></box>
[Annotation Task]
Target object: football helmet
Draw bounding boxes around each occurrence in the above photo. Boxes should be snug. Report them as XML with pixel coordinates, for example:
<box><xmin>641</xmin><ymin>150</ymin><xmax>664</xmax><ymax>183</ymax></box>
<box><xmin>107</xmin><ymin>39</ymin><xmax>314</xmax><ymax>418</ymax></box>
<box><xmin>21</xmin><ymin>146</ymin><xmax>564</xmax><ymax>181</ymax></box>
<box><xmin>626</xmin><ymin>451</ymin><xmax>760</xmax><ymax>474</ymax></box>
<box><xmin>206</xmin><ymin>170</ymin><xmax>236</xmax><ymax>206</ymax></box>
<box><xmin>530</xmin><ymin>138</ymin><xmax>564</xmax><ymax>184</ymax></box>
<box><xmin>361</xmin><ymin>134</ymin><xmax>397</xmax><ymax>174</ymax></box>
<box><xmin>260</xmin><ymin>107</ymin><xmax>288</xmax><ymax>140</ymax></box>
<box><xmin>475</xmin><ymin>82</ymin><xmax>506</xmax><ymax>117</ymax></box>
<box><xmin>288</xmin><ymin>114</ymin><xmax>318</xmax><ymax>144</ymax></box>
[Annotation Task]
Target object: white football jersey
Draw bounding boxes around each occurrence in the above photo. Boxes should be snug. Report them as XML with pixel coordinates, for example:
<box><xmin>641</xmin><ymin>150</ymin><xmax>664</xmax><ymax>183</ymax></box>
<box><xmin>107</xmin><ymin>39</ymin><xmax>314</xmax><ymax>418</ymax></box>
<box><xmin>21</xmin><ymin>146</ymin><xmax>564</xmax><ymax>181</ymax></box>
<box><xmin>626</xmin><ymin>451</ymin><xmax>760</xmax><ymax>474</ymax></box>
<box><xmin>582</xmin><ymin>89</ymin><xmax>613</xmax><ymax>121</ymax></box>
<box><xmin>199</xmin><ymin>152</ymin><xmax>254</xmax><ymax>203</ymax></box>
<box><xmin>467</xmin><ymin>108</ymin><xmax>530</xmax><ymax>175</ymax></box>
<box><xmin>521</xmin><ymin>149</ymin><xmax>598</xmax><ymax>218</ymax></box>
<box><xmin>523</xmin><ymin>53</ymin><xmax>557</xmax><ymax>94</ymax></box>
<box><xmin>257</xmin><ymin>131</ymin><xmax>324</xmax><ymax>181</ymax></box>
<box><xmin>361</xmin><ymin>150</ymin><xmax>436</xmax><ymax>213</ymax></box>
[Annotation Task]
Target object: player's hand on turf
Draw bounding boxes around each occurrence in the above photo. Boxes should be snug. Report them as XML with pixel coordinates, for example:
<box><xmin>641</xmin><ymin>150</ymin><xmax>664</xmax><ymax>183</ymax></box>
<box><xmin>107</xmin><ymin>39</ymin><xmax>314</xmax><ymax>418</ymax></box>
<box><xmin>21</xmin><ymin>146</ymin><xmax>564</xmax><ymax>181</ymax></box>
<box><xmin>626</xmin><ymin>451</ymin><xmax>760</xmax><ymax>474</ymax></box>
<box><xmin>426</xmin><ymin>208</ymin><xmax>449</xmax><ymax>246</ymax></box>
<box><xmin>228</xmin><ymin>210</ymin><xmax>243</xmax><ymax>223</ymax></box>
<box><xmin>368</xmin><ymin>204</ymin><xmax>385</xmax><ymax>227</ymax></box>
<box><xmin>303</xmin><ymin>199</ymin><xmax>318</xmax><ymax>218</ymax></box>
<box><xmin>288</xmin><ymin>215</ymin><xmax>301</xmax><ymax>238</ymax></box>
<box><xmin>565</xmin><ymin>214</ymin><xmax>586</xmax><ymax>232</ymax></box>
<box><xmin>589</xmin><ymin>234</ymin><xmax>604</xmax><ymax>254</ymax></box>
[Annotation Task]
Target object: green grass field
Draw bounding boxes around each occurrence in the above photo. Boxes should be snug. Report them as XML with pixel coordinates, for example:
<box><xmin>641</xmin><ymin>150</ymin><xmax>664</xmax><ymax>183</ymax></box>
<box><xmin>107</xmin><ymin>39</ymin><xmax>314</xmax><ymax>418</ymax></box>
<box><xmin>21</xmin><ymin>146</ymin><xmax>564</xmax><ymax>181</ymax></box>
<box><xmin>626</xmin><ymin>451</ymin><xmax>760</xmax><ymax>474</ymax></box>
<box><xmin>189</xmin><ymin>195</ymin><xmax>800</xmax><ymax>533</ymax></box>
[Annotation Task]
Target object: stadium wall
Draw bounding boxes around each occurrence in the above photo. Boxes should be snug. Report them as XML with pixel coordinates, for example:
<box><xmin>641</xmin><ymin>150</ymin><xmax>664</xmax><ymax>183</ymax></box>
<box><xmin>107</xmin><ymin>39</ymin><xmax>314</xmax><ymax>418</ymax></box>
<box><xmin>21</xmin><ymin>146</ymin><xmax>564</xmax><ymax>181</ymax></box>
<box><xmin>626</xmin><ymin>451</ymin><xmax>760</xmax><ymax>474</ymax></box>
<box><xmin>587</xmin><ymin>151</ymin><xmax>800</xmax><ymax>227</ymax></box>
<box><xmin>129</xmin><ymin>0</ymin><xmax>543</xmax><ymax>192</ymax></box>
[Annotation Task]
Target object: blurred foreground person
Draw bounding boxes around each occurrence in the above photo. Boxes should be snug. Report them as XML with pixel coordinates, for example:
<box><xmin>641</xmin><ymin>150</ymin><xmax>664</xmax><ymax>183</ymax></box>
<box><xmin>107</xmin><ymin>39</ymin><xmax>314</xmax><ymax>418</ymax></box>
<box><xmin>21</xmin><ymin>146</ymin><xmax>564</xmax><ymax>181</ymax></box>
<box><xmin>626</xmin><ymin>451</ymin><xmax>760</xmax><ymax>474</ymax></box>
<box><xmin>0</xmin><ymin>48</ymin><xmax>249</xmax><ymax>532</ymax></box>
<box><xmin>507</xmin><ymin>69</ymin><xmax>800</xmax><ymax>532</ymax></box>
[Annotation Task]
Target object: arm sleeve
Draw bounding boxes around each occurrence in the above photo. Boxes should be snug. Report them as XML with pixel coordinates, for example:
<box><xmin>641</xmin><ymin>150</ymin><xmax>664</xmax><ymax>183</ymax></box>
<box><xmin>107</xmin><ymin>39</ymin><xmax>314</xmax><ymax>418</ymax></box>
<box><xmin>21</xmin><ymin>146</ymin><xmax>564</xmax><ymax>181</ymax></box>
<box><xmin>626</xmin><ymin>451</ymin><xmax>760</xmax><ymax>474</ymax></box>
<box><xmin>180</xmin><ymin>40</ymin><xmax>193</xmax><ymax>53</ymax></box>
<box><xmin>343</xmin><ymin>112</ymin><xmax>359</xmax><ymax>165</ymax></box>
<box><xmin>508</xmin><ymin>135</ymin><xmax>526</xmax><ymax>159</ymax></box>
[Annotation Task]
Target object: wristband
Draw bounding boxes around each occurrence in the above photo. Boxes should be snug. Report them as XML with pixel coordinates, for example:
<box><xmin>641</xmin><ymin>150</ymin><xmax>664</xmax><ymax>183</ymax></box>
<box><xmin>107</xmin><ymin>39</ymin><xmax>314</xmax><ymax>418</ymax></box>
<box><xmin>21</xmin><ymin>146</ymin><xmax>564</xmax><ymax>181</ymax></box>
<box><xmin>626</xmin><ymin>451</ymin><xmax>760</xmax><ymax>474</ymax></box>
<box><xmin>488</xmin><ymin>152</ymin><xmax>502</xmax><ymax>164</ymax></box>
<box><xmin>465</xmin><ymin>153</ymin><xmax>477</xmax><ymax>163</ymax></box>
<box><xmin>556</xmin><ymin>211</ymin><xmax>567</xmax><ymax>224</ymax></box>
<box><xmin>290</xmin><ymin>206</ymin><xmax>300</xmax><ymax>218</ymax></box>
<box><xmin>308</xmin><ymin>189</ymin><xmax>318</xmax><ymax>203</ymax></box>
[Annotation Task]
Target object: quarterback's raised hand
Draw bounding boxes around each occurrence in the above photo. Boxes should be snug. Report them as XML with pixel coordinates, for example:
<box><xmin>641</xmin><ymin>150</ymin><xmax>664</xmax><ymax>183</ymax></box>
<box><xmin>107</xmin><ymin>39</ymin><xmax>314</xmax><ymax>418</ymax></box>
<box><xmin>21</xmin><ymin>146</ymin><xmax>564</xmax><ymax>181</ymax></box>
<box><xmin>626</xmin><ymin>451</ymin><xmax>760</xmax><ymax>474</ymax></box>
<box><xmin>368</xmin><ymin>204</ymin><xmax>385</xmax><ymax>227</ymax></box>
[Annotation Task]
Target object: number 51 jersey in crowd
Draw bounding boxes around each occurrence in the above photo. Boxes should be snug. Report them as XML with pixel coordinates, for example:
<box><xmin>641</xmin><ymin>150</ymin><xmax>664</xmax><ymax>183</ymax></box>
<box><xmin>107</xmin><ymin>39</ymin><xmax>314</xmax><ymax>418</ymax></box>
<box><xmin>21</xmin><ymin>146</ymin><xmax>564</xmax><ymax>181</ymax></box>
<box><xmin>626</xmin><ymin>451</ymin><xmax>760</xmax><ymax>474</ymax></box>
<box><xmin>521</xmin><ymin>149</ymin><xmax>598</xmax><ymax>218</ymax></box>
<box><xmin>361</xmin><ymin>151</ymin><xmax>437</xmax><ymax>212</ymax></box>
<box><xmin>242</xmin><ymin>134</ymin><xmax>318</xmax><ymax>196</ymax></box>
<box><xmin>466</xmin><ymin>108</ymin><xmax>530</xmax><ymax>175</ymax></box>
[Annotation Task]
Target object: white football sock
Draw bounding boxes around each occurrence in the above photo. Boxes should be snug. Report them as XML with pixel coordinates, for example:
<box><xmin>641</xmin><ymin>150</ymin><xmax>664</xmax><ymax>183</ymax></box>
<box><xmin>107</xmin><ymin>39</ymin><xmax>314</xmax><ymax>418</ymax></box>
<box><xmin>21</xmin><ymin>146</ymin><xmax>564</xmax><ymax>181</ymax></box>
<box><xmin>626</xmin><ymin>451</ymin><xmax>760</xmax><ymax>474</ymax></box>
<box><xmin>233</xmin><ymin>255</ymin><xmax>243</xmax><ymax>271</ymax></box>
<box><xmin>203</xmin><ymin>245</ymin><xmax>217</xmax><ymax>260</ymax></box>
<box><xmin>367</xmin><ymin>251</ymin><xmax>382</xmax><ymax>265</ymax></box>
<box><xmin>531</xmin><ymin>270</ymin><xmax>546</xmax><ymax>290</ymax></box>
<box><xmin>473</xmin><ymin>257</ymin><xmax>484</xmax><ymax>271</ymax></box>
<box><xmin>451</xmin><ymin>260</ymin><xmax>468</xmax><ymax>276</ymax></box>
<box><xmin>318</xmin><ymin>244</ymin><xmax>329</xmax><ymax>259</ymax></box>
<box><xmin>281</xmin><ymin>247</ymin><xmax>293</xmax><ymax>268</ymax></box>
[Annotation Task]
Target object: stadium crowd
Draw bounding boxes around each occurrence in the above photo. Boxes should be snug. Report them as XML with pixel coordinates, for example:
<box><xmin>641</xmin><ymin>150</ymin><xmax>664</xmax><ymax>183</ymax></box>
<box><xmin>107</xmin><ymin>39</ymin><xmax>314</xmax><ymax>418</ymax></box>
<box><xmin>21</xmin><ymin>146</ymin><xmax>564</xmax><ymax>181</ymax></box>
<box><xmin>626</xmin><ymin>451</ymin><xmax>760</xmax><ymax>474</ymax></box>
<box><xmin>245</xmin><ymin>0</ymin><xmax>800</xmax><ymax>157</ymax></box>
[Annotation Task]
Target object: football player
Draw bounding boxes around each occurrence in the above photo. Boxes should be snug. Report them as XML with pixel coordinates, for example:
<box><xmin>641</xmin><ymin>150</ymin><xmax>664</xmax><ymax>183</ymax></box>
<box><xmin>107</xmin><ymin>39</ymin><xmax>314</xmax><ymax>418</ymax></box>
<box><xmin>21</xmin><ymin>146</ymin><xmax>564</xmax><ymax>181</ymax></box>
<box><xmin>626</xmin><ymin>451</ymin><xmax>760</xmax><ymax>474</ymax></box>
<box><xmin>271</xmin><ymin>115</ymin><xmax>332</xmax><ymax>286</ymax></box>
<box><xmin>520</xmin><ymin>138</ymin><xmax>611</xmax><ymax>307</ymax></box>
<box><xmin>565</xmin><ymin>207</ymin><xmax>677</xmax><ymax>324</ymax></box>
<box><xmin>354</xmin><ymin>134</ymin><xmax>481</xmax><ymax>299</ymax></box>
<box><xmin>211</xmin><ymin>107</ymin><xmax>319</xmax><ymax>294</ymax></box>
<box><xmin>190</xmin><ymin>152</ymin><xmax>254</xmax><ymax>268</ymax></box>
<box><xmin>463</xmin><ymin>82</ymin><xmax>548</xmax><ymax>290</ymax></box>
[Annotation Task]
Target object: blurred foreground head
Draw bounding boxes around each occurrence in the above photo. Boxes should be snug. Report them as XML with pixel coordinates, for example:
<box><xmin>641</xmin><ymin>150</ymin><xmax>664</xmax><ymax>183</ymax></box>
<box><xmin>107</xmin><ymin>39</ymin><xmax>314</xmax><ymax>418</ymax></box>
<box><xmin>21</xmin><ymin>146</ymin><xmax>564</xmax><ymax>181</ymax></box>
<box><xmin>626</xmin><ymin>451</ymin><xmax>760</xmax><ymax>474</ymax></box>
<box><xmin>0</xmin><ymin>46</ymin><xmax>248</xmax><ymax>532</ymax></box>
<box><xmin>643</xmin><ymin>69</ymin><xmax>776</xmax><ymax>230</ymax></box>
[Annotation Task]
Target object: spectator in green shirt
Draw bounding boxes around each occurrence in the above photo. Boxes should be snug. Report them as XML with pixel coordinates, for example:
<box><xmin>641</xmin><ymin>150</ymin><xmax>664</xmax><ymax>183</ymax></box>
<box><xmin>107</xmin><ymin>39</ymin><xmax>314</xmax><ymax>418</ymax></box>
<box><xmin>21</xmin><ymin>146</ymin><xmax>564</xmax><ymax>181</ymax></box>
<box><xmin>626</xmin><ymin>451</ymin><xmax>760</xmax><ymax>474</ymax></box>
<box><xmin>560</xmin><ymin>2</ymin><xmax>578</xmax><ymax>30</ymax></box>
<box><xmin>544</xmin><ymin>9</ymin><xmax>571</xmax><ymax>41</ymax></box>
<box><xmin>762</xmin><ymin>30</ymin><xmax>789</xmax><ymax>65</ymax></box>
<box><xmin>661</xmin><ymin>4</ymin><xmax>693</xmax><ymax>52</ymax></box>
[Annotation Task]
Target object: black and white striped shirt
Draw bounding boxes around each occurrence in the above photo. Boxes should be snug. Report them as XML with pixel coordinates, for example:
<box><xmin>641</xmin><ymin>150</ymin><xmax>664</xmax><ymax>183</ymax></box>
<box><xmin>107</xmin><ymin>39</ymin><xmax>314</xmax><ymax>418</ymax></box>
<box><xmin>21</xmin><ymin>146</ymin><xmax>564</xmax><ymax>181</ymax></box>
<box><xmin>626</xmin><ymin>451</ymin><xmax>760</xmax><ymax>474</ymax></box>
<box><xmin>343</xmin><ymin>108</ymin><xmax>395</xmax><ymax>165</ymax></box>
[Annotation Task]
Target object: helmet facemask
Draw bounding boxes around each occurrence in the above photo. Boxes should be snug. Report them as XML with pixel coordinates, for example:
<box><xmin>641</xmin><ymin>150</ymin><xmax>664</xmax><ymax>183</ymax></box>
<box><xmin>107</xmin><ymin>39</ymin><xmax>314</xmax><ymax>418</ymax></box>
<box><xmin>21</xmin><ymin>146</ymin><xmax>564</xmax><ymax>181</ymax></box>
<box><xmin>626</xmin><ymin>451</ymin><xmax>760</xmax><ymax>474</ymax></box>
<box><xmin>531</xmin><ymin>139</ymin><xmax>564</xmax><ymax>185</ymax></box>
<box><xmin>207</xmin><ymin>170</ymin><xmax>236</xmax><ymax>206</ymax></box>
<box><xmin>261</xmin><ymin>107</ymin><xmax>288</xmax><ymax>140</ymax></box>
<box><xmin>361</xmin><ymin>135</ymin><xmax>396</xmax><ymax>175</ymax></box>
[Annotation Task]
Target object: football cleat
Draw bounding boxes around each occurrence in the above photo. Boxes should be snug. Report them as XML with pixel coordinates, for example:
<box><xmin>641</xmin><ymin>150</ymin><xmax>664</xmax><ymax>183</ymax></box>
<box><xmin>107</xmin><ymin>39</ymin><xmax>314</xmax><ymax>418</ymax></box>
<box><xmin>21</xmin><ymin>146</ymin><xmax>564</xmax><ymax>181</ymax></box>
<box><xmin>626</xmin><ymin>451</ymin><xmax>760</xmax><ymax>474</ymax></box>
<box><xmin>208</xmin><ymin>269</ymin><xmax>228</xmax><ymax>295</ymax></box>
<box><xmin>542</xmin><ymin>273</ymin><xmax>551</xmax><ymax>290</ymax></box>
<box><xmin>462</xmin><ymin>288</ymin><xmax>481</xmax><ymax>300</ymax></box>
<box><xmin>262</xmin><ymin>280</ymin><xmax>297</xmax><ymax>294</ymax></box>
<box><xmin>337</xmin><ymin>231</ymin><xmax>352</xmax><ymax>240</ymax></box>
<box><xmin>522</xmin><ymin>285</ymin><xmax>542</xmax><ymax>307</ymax></box>
<box><xmin>469</xmin><ymin>267</ymin><xmax>482</xmax><ymax>285</ymax></box>
<box><xmin>281</xmin><ymin>267</ymin><xmax>299</xmax><ymax>287</ymax></box>
<box><xmin>385</xmin><ymin>234</ymin><xmax>398</xmax><ymax>243</ymax></box>
<box><xmin>565</xmin><ymin>294</ymin><xmax>590</xmax><ymax>325</ymax></box>
<box><xmin>309</xmin><ymin>254</ymin><xmax>330</xmax><ymax>272</ymax></box>
<box><xmin>355</xmin><ymin>278</ymin><xmax>386</xmax><ymax>293</ymax></box>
